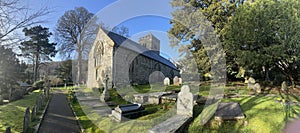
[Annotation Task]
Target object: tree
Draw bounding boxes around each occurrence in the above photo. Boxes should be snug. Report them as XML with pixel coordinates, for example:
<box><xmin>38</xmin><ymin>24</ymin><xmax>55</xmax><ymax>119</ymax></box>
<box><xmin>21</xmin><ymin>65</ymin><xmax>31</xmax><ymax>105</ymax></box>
<box><xmin>223</xmin><ymin>0</ymin><xmax>300</xmax><ymax>86</ymax></box>
<box><xmin>168</xmin><ymin>0</ymin><xmax>242</xmax><ymax>77</ymax></box>
<box><xmin>55</xmin><ymin>7</ymin><xmax>94</xmax><ymax>84</ymax></box>
<box><xmin>55</xmin><ymin>59</ymin><xmax>73</xmax><ymax>83</ymax></box>
<box><xmin>0</xmin><ymin>46</ymin><xmax>24</xmax><ymax>99</ymax></box>
<box><xmin>0</xmin><ymin>0</ymin><xmax>50</xmax><ymax>46</ymax></box>
<box><xmin>19</xmin><ymin>25</ymin><xmax>57</xmax><ymax>82</ymax></box>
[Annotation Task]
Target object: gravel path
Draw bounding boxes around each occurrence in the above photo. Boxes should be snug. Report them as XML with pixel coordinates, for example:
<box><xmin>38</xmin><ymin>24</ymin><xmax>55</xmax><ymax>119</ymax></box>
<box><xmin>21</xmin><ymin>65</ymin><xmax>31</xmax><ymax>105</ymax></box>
<box><xmin>38</xmin><ymin>91</ymin><xmax>80</xmax><ymax>133</ymax></box>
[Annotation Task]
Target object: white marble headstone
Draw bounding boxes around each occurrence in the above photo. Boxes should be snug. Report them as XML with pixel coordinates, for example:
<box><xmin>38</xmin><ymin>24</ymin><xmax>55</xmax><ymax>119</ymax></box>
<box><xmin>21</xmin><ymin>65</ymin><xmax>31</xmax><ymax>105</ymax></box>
<box><xmin>177</xmin><ymin>85</ymin><xmax>193</xmax><ymax>116</ymax></box>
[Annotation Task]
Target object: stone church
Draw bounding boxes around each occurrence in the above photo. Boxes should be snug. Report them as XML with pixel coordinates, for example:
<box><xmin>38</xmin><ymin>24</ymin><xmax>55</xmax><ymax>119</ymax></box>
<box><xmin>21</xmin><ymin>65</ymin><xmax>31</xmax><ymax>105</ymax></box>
<box><xmin>87</xmin><ymin>28</ymin><xmax>180</xmax><ymax>88</ymax></box>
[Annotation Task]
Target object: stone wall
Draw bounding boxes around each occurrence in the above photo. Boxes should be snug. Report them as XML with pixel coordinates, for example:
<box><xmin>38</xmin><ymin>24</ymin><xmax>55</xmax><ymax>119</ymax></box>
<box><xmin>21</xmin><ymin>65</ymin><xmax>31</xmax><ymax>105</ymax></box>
<box><xmin>87</xmin><ymin>29</ymin><xmax>114</xmax><ymax>88</ymax></box>
<box><xmin>114</xmin><ymin>47</ymin><xmax>179</xmax><ymax>86</ymax></box>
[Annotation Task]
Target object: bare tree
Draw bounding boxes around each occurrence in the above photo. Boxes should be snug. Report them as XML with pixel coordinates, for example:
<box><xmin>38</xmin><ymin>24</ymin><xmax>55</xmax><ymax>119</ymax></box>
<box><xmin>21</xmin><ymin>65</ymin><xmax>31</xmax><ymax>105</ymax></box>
<box><xmin>0</xmin><ymin>0</ymin><xmax>50</xmax><ymax>46</ymax></box>
<box><xmin>55</xmin><ymin>7</ymin><xmax>95</xmax><ymax>84</ymax></box>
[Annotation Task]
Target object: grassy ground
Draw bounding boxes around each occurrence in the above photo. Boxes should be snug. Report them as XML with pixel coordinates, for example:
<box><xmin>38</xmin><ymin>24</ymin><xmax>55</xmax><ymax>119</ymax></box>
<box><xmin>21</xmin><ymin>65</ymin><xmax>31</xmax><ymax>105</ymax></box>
<box><xmin>0</xmin><ymin>90</ymin><xmax>47</xmax><ymax>133</ymax></box>
<box><xmin>189</xmin><ymin>94</ymin><xmax>300</xmax><ymax>133</ymax></box>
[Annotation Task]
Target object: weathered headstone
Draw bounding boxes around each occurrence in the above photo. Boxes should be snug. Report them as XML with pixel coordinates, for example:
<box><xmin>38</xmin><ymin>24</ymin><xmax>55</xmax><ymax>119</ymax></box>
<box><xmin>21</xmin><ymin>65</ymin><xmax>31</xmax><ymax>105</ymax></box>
<box><xmin>281</xmin><ymin>81</ymin><xmax>288</xmax><ymax>91</ymax></box>
<box><xmin>23</xmin><ymin>107</ymin><xmax>30</xmax><ymax>133</ymax></box>
<box><xmin>254</xmin><ymin>83</ymin><xmax>261</xmax><ymax>93</ymax></box>
<box><xmin>5</xmin><ymin>127</ymin><xmax>11</xmax><ymax>133</ymax></box>
<box><xmin>178</xmin><ymin>78</ymin><xmax>182</xmax><ymax>85</ymax></box>
<box><xmin>163</xmin><ymin>77</ymin><xmax>170</xmax><ymax>86</ymax></box>
<box><xmin>36</xmin><ymin>96</ymin><xmax>40</xmax><ymax>111</ymax></box>
<box><xmin>31</xmin><ymin>106</ymin><xmax>36</xmax><ymax>121</ymax></box>
<box><xmin>247</xmin><ymin>77</ymin><xmax>255</xmax><ymax>90</ymax></box>
<box><xmin>149</xmin><ymin>85</ymin><xmax>194</xmax><ymax>133</ymax></box>
<box><xmin>173</xmin><ymin>76</ymin><xmax>179</xmax><ymax>86</ymax></box>
<box><xmin>177</xmin><ymin>85</ymin><xmax>193</xmax><ymax>116</ymax></box>
<box><xmin>215</xmin><ymin>102</ymin><xmax>245</xmax><ymax>121</ymax></box>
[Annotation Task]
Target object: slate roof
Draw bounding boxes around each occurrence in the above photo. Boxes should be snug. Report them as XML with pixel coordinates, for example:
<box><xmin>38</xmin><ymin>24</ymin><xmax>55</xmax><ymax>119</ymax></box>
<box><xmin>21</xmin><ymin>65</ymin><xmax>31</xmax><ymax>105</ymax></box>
<box><xmin>105</xmin><ymin>31</ymin><xmax>178</xmax><ymax>70</ymax></box>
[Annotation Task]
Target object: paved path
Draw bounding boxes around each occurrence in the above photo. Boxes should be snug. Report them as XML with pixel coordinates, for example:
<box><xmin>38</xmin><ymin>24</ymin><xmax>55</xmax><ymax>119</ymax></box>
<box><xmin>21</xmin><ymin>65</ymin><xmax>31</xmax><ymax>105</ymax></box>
<box><xmin>38</xmin><ymin>91</ymin><xmax>81</xmax><ymax>133</ymax></box>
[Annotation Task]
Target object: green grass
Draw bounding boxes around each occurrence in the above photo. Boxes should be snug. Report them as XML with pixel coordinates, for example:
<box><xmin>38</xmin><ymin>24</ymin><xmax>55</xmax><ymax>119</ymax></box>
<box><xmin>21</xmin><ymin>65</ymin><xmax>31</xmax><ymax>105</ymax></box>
<box><xmin>189</xmin><ymin>95</ymin><xmax>300</xmax><ymax>133</ymax></box>
<box><xmin>0</xmin><ymin>90</ymin><xmax>46</xmax><ymax>133</ymax></box>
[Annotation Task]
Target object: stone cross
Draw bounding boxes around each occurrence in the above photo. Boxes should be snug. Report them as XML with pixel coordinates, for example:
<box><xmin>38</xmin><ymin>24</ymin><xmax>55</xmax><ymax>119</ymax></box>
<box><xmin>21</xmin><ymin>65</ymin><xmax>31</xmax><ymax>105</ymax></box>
<box><xmin>163</xmin><ymin>77</ymin><xmax>170</xmax><ymax>86</ymax></box>
<box><xmin>23</xmin><ymin>107</ymin><xmax>30</xmax><ymax>133</ymax></box>
<box><xmin>177</xmin><ymin>85</ymin><xmax>193</xmax><ymax>116</ymax></box>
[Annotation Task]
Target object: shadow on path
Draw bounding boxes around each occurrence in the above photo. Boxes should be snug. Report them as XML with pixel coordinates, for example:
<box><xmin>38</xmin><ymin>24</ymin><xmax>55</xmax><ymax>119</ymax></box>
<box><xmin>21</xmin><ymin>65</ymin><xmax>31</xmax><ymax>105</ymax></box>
<box><xmin>38</xmin><ymin>91</ymin><xmax>80</xmax><ymax>133</ymax></box>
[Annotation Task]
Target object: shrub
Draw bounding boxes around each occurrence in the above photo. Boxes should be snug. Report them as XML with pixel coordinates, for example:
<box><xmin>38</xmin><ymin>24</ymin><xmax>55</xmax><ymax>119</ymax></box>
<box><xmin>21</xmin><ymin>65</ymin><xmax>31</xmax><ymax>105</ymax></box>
<box><xmin>33</xmin><ymin>80</ymin><xmax>45</xmax><ymax>89</ymax></box>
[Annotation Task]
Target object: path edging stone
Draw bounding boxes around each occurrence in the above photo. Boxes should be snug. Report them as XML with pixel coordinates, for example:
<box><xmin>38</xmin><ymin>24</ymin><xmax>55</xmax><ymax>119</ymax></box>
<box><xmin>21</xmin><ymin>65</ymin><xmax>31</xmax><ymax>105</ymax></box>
<box><xmin>34</xmin><ymin>95</ymin><xmax>51</xmax><ymax>133</ymax></box>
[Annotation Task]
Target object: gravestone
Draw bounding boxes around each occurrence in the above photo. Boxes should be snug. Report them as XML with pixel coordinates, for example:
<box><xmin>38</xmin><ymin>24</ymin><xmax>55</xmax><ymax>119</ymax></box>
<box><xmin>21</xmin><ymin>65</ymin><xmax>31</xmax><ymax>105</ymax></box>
<box><xmin>149</xmin><ymin>85</ymin><xmax>194</xmax><ymax>133</ymax></box>
<box><xmin>281</xmin><ymin>81</ymin><xmax>288</xmax><ymax>91</ymax></box>
<box><xmin>31</xmin><ymin>106</ymin><xmax>36</xmax><ymax>121</ymax></box>
<box><xmin>164</xmin><ymin>77</ymin><xmax>170</xmax><ymax>86</ymax></box>
<box><xmin>23</xmin><ymin>107</ymin><xmax>30</xmax><ymax>133</ymax></box>
<box><xmin>177</xmin><ymin>85</ymin><xmax>193</xmax><ymax>116</ymax></box>
<box><xmin>254</xmin><ymin>83</ymin><xmax>261</xmax><ymax>93</ymax></box>
<box><xmin>5</xmin><ymin>127</ymin><xmax>10</xmax><ymax>133</ymax></box>
<box><xmin>36</xmin><ymin>97</ymin><xmax>40</xmax><ymax>111</ymax></box>
<box><xmin>111</xmin><ymin>104</ymin><xmax>145</xmax><ymax>122</ymax></box>
<box><xmin>178</xmin><ymin>78</ymin><xmax>182</xmax><ymax>85</ymax></box>
<box><xmin>247</xmin><ymin>77</ymin><xmax>255</xmax><ymax>90</ymax></box>
<box><xmin>173</xmin><ymin>76</ymin><xmax>179</xmax><ymax>86</ymax></box>
<box><xmin>215</xmin><ymin>102</ymin><xmax>245</xmax><ymax>121</ymax></box>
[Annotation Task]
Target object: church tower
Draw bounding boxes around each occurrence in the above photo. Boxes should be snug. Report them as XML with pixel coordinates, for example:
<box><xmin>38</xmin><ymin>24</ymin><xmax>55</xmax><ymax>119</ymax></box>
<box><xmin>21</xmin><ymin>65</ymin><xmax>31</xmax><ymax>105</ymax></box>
<box><xmin>138</xmin><ymin>33</ymin><xmax>160</xmax><ymax>55</ymax></box>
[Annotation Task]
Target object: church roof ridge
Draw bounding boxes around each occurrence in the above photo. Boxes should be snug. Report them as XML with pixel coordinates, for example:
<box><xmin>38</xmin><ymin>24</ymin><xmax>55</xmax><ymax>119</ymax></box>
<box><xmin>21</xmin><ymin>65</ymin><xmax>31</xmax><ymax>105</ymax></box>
<box><xmin>103</xmin><ymin>29</ymin><xmax>177</xmax><ymax>69</ymax></box>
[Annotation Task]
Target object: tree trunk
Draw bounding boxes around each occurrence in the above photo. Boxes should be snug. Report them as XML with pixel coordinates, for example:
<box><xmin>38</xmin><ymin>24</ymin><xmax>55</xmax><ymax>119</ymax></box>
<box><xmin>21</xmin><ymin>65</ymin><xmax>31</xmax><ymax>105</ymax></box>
<box><xmin>34</xmin><ymin>54</ymin><xmax>39</xmax><ymax>82</ymax></box>
<box><xmin>77</xmin><ymin>51</ymin><xmax>82</xmax><ymax>85</ymax></box>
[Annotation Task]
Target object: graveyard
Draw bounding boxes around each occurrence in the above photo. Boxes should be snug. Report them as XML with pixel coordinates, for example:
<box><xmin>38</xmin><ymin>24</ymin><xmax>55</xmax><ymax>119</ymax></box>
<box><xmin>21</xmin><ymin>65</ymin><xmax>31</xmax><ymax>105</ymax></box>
<box><xmin>1</xmin><ymin>0</ymin><xmax>300</xmax><ymax>133</ymax></box>
<box><xmin>66</xmin><ymin>80</ymin><xmax>300</xmax><ymax>133</ymax></box>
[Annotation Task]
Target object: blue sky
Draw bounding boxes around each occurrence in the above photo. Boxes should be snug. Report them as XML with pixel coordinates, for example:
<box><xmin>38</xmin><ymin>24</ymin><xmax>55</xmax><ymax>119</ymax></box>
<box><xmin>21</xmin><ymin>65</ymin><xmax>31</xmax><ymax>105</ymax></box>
<box><xmin>21</xmin><ymin>0</ymin><xmax>180</xmax><ymax>61</ymax></box>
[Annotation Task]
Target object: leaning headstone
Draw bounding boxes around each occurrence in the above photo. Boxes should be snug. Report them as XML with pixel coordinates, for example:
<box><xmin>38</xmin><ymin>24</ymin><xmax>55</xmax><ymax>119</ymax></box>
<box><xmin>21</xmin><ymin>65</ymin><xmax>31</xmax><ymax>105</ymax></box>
<box><xmin>163</xmin><ymin>77</ymin><xmax>170</xmax><ymax>86</ymax></box>
<box><xmin>31</xmin><ymin>106</ymin><xmax>36</xmax><ymax>121</ymax></box>
<box><xmin>254</xmin><ymin>83</ymin><xmax>261</xmax><ymax>93</ymax></box>
<box><xmin>148</xmin><ymin>85</ymin><xmax>194</xmax><ymax>133</ymax></box>
<box><xmin>281</xmin><ymin>81</ymin><xmax>288</xmax><ymax>91</ymax></box>
<box><xmin>215</xmin><ymin>102</ymin><xmax>245</xmax><ymax>121</ymax></box>
<box><xmin>177</xmin><ymin>85</ymin><xmax>193</xmax><ymax>116</ymax></box>
<box><xmin>5</xmin><ymin>127</ymin><xmax>11</xmax><ymax>133</ymax></box>
<box><xmin>173</xmin><ymin>76</ymin><xmax>179</xmax><ymax>86</ymax></box>
<box><xmin>23</xmin><ymin>107</ymin><xmax>30</xmax><ymax>133</ymax></box>
<box><xmin>247</xmin><ymin>77</ymin><xmax>256</xmax><ymax>90</ymax></box>
<box><xmin>36</xmin><ymin>97</ymin><xmax>40</xmax><ymax>111</ymax></box>
<box><xmin>178</xmin><ymin>78</ymin><xmax>182</xmax><ymax>85</ymax></box>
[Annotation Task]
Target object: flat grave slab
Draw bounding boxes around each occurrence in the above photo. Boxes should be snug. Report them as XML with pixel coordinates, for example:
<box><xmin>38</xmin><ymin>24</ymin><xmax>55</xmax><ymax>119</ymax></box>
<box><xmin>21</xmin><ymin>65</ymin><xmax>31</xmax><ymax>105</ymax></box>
<box><xmin>215</xmin><ymin>102</ymin><xmax>245</xmax><ymax>121</ymax></box>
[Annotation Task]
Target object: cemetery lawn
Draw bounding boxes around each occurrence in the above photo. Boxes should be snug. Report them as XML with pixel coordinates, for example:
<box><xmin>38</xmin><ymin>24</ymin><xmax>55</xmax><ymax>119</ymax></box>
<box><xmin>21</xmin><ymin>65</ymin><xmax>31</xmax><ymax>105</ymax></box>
<box><xmin>0</xmin><ymin>90</ymin><xmax>42</xmax><ymax>133</ymax></box>
<box><xmin>189</xmin><ymin>94</ymin><xmax>300</xmax><ymax>133</ymax></box>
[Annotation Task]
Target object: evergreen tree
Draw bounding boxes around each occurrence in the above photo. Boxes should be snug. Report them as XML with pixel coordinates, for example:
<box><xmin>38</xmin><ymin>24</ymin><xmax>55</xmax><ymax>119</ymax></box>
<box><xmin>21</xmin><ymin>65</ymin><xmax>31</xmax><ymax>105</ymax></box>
<box><xmin>19</xmin><ymin>25</ymin><xmax>57</xmax><ymax>82</ymax></box>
